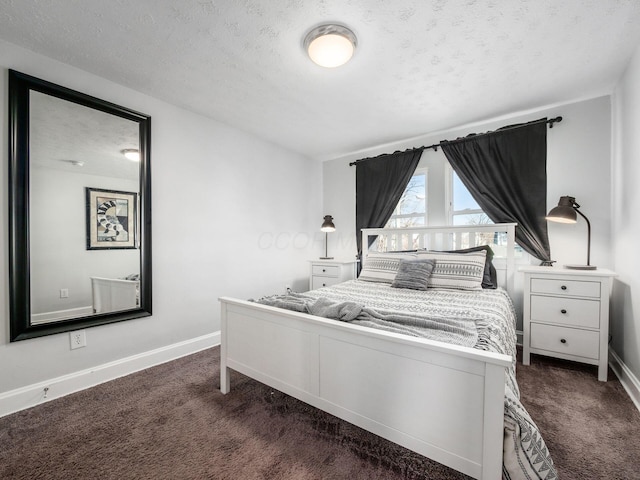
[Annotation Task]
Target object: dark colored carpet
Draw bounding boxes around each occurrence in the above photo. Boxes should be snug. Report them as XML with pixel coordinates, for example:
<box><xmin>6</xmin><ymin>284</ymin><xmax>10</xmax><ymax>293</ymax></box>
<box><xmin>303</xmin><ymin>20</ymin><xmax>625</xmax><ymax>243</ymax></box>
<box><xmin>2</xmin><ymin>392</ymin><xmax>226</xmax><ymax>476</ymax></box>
<box><xmin>0</xmin><ymin>345</ymin><xmax>638</xmax><ymax>480</ymax></box>
<box><xmin>515</xmin><ymin>351</ymin><xmax>640</xmax><ymax>480</ymax></box>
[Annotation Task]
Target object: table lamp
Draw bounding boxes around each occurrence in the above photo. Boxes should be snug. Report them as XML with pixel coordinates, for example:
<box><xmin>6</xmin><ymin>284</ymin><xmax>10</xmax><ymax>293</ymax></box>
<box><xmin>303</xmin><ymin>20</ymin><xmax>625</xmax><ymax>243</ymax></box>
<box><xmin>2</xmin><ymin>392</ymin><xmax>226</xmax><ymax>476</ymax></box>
<box><xmin>546</xmin><ymin>196</ymin><xmax>596</xmax><ymax>270</ymax></box>
<box><xmin>320</xmin><ymin>215</ymin><xmax>335</xmax><ymax>259</ymax></box>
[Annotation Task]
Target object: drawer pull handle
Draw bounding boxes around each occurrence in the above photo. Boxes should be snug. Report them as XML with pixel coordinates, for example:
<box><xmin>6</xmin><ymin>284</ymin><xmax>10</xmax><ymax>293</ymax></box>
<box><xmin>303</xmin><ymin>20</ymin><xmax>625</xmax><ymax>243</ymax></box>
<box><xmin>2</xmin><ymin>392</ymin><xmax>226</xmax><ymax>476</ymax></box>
<box><xmin>561</xmin><ymin>309</ymin><xmax>567</xmax><ymax>314</ymax></box>
<box><xmin>560</xmin><ymin>338</ymin><xmax>567</xmax><ymax>344</ymax></box>
<box><xmin>322</xmin><ymin>269</ymin><xmax>326</xmax><ymax>272</ymax></box>
<box><xmin>322</xmin><ymin>283</ymin><xmax>326</xmax><ymax>287</ymax></box>
<box><xmin>561</xmin><ymin>285</ymin><xmax>567</xmax><ymax>290</ymax></box>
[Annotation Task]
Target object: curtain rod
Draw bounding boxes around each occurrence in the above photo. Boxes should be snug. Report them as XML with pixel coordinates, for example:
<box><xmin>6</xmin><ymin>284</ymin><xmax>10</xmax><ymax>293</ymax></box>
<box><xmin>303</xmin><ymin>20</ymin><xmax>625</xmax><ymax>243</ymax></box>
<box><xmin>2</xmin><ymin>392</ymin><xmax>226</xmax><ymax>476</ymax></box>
<box><xmin>349</xmin><ymin>116</ymin><xmax>562</xmax><ymax>166</ymax></box>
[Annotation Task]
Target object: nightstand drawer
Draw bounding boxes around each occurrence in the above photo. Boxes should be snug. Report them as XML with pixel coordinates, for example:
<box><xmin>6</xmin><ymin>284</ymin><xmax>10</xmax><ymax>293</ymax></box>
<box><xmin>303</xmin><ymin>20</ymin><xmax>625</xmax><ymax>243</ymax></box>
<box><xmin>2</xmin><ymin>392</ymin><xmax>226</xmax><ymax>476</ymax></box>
<box><xmin>530</xmin><ymin>323</ymin><xmax>599</xmax><ymax>359</ymax></box>
<box><xmin>530</xmin><ymin>295</ymin><xmax>600</xmax><ymax>328</ymax></box>
<box><xmin>530</xmin><ymin>278</ymin><xmax>600</xmax><ymax>298</ymax></box>
<box><xmin>312</xmin><ymin>265</ymin><xmax>340</xmax><ymax>277</ymax></box>
<box><xmin>312</xmin><ymin>276</ymin><xmax>341</xmax><ymax>290</ymax></box>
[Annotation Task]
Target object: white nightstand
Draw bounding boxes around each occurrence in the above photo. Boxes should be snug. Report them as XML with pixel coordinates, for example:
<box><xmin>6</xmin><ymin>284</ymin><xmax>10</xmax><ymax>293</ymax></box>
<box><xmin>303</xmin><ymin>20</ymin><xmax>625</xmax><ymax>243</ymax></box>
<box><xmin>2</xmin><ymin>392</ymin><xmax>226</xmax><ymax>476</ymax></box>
<box><xmin>309</xmin><ymin>259</ymin><xmax>358</xmax><ymax>290</ymax></box>
<box><xmin>520</xmin><ymin>266</ymin><xmax>616</xmax><ymax>381</ymax></box>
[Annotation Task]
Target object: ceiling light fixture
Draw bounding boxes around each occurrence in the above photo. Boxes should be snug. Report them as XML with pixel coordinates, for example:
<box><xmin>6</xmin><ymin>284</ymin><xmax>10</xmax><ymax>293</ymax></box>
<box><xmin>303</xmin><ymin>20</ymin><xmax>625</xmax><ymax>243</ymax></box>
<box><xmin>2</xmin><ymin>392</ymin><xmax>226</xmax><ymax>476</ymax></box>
<box><xmin>122</xmin><ymin>149</ymin><xmax>140</xmax><ymax>162</ymax></box>
<box><xmin>304</xmin><ymin>24</ymin><xmax>357</xmax><ymax>68</ymax></box>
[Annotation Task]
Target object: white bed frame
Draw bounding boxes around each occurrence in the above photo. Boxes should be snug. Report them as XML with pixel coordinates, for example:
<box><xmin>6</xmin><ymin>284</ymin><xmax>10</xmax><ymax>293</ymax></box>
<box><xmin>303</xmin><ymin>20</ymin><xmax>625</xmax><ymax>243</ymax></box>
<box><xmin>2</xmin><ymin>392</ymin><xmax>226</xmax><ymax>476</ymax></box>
<box><xmin>220</xmin><ymin>223</ymin><xmax>517</xmax><ymax>480</ymax></box>
<box><xmin>91</xmin><ymin>276</ymin><xmax>139</xmax><ymax>314</ymax></box>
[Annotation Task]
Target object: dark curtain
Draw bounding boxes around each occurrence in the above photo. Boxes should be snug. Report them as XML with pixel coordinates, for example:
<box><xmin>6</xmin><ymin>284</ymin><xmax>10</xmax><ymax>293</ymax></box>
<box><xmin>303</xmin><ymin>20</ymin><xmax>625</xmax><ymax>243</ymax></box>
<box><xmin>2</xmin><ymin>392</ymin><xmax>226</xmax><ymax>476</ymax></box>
<box><xmin>440</xmin><ymin>118</ymin><xmax>551</xmax><ymax>262</ymax></box>
<box><xmin>355</xmin><ymin>149</ymin><xmax>423</xmax><ymax>262</ymax></box>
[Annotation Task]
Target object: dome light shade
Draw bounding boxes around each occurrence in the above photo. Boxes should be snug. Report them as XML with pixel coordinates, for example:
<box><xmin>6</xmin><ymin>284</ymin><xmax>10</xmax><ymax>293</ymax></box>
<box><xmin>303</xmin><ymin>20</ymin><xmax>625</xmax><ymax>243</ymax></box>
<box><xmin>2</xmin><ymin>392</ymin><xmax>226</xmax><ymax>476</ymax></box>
<box><xmin>304</xmin><ymin>24</ymin><xmax>357</xmax><ymax>68</ymax></box>
<box><xmin>122</xmin><ymin>149</ymin><xmax>140</xmax><ymax>162</ymax></box>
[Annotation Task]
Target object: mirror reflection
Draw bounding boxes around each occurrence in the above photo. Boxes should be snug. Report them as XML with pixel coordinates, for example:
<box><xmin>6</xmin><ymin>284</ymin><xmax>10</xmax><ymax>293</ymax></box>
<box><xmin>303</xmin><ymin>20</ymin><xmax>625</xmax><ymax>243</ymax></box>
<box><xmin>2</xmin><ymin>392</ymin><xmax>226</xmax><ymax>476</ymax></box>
<box><xmin>28</xmin><ymin>92</ymin><xmax>141</xmax><ymax>324</ymax></box>
<box><xmin>9</xmin><ymin>69</ymin><xmax>152</xmax><ymax>342</ymax></box>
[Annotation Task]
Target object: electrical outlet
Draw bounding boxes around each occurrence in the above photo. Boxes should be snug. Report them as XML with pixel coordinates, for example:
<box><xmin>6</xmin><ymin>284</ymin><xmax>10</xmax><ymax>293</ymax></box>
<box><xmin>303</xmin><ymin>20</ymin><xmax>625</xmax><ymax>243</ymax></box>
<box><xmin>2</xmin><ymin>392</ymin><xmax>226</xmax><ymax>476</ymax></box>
<box><xmin>70</xmin><ymin>330</ymin><xmax>86</xmax><ymax>350</ymax></box>
<box><xmin>60</xmin><ymin>288</ymin><xmax>69</xmax><ymax>298</ymax></box>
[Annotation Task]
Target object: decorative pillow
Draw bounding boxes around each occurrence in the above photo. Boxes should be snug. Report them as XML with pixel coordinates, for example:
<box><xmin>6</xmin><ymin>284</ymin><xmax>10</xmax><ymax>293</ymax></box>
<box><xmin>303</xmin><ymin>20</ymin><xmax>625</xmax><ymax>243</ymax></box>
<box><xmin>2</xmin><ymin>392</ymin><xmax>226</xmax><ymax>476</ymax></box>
<box><xmin>358</xmin><ymin>252</ymin><xmax>417</xmax><ymax>284</ymax></box>
<box><xmin>391</xmin><ymin>259</ymin><xmax>436</xmax><ymax>290</ymax></box>
<box><xmin>416</xmin><ymin>250</ymin><xmax>487</xmax><ymax>291</ymax></box>
<box><xmin>438</xmin><ymin>245</ymin><xmax>497</xmax><ymax>289</ymax></box>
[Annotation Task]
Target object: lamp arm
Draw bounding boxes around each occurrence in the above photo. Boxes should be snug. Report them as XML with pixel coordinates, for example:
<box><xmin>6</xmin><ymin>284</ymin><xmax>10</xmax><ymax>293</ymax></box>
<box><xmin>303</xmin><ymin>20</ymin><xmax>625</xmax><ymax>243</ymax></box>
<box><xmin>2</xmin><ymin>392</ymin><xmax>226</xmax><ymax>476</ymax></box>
<box><xmin>574</xmin><ymin>208</ymin><xmax>591</xmax><ymax>266</ymax></box>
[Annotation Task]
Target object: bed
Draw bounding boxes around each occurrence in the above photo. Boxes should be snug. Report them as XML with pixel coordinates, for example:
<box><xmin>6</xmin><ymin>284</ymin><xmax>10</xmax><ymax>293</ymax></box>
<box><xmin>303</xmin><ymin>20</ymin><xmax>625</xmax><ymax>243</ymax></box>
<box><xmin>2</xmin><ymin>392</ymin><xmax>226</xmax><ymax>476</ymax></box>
<box><xmin>91</xmin><ymin>276</ymin><xmax>139</xmax><ymax>314</ymax></box>
<box><xmin>219</xmin><ymin>224</ymin><xmax>556</xmax><ymax>480</ymax></box>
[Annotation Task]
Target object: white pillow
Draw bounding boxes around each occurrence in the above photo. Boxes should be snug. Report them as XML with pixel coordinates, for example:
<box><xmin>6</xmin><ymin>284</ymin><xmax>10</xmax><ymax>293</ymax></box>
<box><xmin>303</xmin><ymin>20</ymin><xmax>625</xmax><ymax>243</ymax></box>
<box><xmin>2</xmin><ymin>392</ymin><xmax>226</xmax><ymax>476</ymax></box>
<box><xmin>358</xmin><ymin>252</ymin><xmax>417</xmax><ymax>284</ymax></box>
<box><xmin>416</xmin><ymin>250</ymin><xmax>487</xmax><ymax>291</ymax></box>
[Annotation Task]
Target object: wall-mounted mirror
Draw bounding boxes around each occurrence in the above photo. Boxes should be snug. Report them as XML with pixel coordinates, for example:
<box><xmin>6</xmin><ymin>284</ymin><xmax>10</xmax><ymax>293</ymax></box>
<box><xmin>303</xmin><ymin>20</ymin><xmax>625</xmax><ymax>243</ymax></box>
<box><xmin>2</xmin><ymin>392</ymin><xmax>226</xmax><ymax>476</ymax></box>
<box><xmin>9</xmin><ymin>70</ymin><xmax>152</xmax><ymax>341</ymax></box>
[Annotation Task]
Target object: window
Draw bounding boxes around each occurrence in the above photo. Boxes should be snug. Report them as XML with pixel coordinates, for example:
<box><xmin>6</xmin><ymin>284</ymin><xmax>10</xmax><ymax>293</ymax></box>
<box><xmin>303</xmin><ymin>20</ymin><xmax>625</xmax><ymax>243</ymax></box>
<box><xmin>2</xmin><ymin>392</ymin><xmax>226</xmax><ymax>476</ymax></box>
<box><xmin>382</xmin><ymin>159</ymin><xmax>525</xmax><ymax>259</ymax></box>
<box><xmin>449</xmin><ymin>169</ymin><xmax>523</xmax><ymax>257</ymax></box>
<box><xmin>387</xmin><ymin>166</ymin><xmax>491</xmax><ymax>229</ymax></box>
<box><xmin>384</xmin><ymin>164</ymin><xmax>493</xmax><ymax>244</ymax></box>
<box><xmin>385</xmin><ymin>169</ymin><xmax>427</xmax><ymax>228</ymax></box>
<box><xmin>450</xmin><ymin>171</ymin><xmax>492</xmax><ymax>226</ymax></box>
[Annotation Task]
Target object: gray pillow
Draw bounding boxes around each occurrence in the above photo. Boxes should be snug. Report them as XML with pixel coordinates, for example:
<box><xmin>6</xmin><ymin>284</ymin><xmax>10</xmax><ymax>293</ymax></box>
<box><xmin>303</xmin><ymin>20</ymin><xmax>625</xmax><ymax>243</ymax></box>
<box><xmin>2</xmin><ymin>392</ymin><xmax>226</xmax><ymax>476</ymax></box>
<box><xmin>391</xmin><ymin>259</ymin><xmax>436</xmax><ymax>290</ymax></box>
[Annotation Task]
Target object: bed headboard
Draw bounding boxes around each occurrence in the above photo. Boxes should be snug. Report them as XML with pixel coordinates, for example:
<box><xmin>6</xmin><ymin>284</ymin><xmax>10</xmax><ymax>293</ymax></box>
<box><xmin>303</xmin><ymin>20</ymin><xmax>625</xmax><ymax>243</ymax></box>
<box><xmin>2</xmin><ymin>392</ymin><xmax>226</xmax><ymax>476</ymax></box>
<box><xmin>361</xmin><ymin>223</ymin><xmax>517</xmax><ymax>295</ymax></box>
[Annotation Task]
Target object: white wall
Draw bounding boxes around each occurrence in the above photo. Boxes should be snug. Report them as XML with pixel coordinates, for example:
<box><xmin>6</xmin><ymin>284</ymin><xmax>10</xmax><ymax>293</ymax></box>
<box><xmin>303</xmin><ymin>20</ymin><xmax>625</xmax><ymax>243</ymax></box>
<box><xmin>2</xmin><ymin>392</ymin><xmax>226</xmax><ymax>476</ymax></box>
<box><xmin>0</xmin><ymin>40</ymin><xmax>322</xmax><ymax>396</ymax></box>
<box><xmin>30</xmin><ymin>168</ymin><xmax>139</xmax><ymax>314</ymax></box>
<box><xmin>323</xmin><ymin>96</ymin><xmax>613</xmax><ymax>330</ymax></box>
<box><xmin>325</xmin><ymin>96</ymin><xmax>612</xmax><ymax>266</ymax></box>
<box><xmin>612</xmin><ymin>43</ymin><xmax>640</xmax><ymax>382</ymax></box>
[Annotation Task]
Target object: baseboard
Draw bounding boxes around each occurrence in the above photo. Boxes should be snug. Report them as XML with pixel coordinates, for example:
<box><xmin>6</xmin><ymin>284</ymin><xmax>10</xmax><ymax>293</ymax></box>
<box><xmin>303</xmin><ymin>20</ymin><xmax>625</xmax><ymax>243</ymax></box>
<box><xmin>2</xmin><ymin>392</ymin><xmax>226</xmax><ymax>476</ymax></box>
<box><xmin>609</xmin><ymin>347</ymin><xmax>640</xmax><ymax>413</ymax></box>
<box><xmin>31</xmin><ymin>306</ymin><xmax>94</xmax><ymax>325</ymax></box>
<box><xmin>0</xmin><ymin>331</ymin><xmax>221</xmax><ymax>418</ymax></box>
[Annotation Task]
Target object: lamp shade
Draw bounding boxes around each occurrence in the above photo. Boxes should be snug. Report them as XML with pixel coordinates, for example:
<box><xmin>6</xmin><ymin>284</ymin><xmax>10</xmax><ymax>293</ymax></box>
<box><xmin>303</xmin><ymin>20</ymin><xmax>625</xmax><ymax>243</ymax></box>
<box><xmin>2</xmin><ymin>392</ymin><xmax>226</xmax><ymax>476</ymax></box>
<box><xmin>546</xmin><ymin>196</ymin><xmax>577</xmax><ymax>224</ymax></box>
<box><xmin>304</xmin><ymin>24</ymin><xmax>357</xmax><ymax>68</ymax></box>
<box><xmin>321</xmin><ymin>215</ymin><xmax>336</xmax><ymax>232</ymax></box>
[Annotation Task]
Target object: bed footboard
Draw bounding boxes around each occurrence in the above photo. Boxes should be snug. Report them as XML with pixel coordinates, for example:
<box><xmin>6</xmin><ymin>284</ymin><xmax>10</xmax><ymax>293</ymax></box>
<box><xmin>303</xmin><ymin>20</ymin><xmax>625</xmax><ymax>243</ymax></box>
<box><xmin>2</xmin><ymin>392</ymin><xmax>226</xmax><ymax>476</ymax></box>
<box><xmin>219</xmin><ymin>297</ymin><xmax>511</xmax><ymax>480</ymax></box>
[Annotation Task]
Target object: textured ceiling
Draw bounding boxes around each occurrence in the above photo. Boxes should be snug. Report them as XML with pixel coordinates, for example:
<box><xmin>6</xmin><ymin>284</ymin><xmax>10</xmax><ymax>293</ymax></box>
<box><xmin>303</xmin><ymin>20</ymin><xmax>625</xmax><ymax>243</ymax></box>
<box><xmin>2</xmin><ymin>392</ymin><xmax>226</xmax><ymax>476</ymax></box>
<box><xmin>1</xmin><ymin>0</ymin><xmax>640</xmax><ymax>161</ymax></box>
<box><xmin>30</xmin><ymin>91</ymin><xmax>140</xmax><ymax>180</ymax></box>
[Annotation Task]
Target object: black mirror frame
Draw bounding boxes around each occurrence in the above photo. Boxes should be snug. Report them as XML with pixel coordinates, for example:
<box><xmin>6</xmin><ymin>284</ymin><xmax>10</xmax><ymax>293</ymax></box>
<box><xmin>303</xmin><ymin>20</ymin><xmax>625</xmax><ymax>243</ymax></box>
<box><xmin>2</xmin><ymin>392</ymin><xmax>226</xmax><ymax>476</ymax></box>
<box><xmin>8</xmin><ymin>70</ymin><xmax>152</xmax><ymax>341</ymax></box>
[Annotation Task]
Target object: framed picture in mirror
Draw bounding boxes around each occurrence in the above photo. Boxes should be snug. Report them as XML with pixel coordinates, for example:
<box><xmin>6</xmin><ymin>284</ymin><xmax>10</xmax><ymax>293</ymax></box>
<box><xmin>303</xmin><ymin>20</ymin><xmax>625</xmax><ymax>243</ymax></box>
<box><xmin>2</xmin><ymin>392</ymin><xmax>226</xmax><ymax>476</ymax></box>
<box><xmin>86</xmin><ymin>187</ymin><xmax>137</xmax><ymax>250</ymax></box>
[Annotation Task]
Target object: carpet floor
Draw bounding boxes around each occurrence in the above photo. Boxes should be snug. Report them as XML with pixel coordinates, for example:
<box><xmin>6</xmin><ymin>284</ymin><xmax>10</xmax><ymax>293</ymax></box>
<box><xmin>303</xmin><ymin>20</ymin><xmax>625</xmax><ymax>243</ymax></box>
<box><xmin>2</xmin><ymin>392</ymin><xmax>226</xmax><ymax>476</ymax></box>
<box><xmin>1</xmin><ymin>346</ymin><xmax>639</xmax><ymax>479</ymax></box>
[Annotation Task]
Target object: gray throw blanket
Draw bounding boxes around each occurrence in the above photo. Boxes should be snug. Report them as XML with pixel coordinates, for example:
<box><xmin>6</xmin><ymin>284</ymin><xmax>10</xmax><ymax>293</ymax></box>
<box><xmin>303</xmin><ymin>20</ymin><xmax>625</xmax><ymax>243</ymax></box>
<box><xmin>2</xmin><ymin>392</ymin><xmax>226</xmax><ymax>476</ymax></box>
<box><xmin>254</xmin><ymin>292</ymin><xmax>478</xmax><ymax>347</ymax></box>
<box><xmin>254</xmin><ymin>292</ymin><xmax>363</xmax><ymax>320</ymax></box>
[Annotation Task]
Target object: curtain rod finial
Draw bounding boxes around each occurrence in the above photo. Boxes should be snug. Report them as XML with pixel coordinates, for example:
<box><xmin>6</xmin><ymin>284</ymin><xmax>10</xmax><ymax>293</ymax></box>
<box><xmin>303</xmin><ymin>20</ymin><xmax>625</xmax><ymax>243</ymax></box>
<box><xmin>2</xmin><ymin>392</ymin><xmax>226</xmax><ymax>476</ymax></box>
<box><xmin>548</xmin><ymin>116</ymin><xmax>562</xmax><ymax>128</ymax></box>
